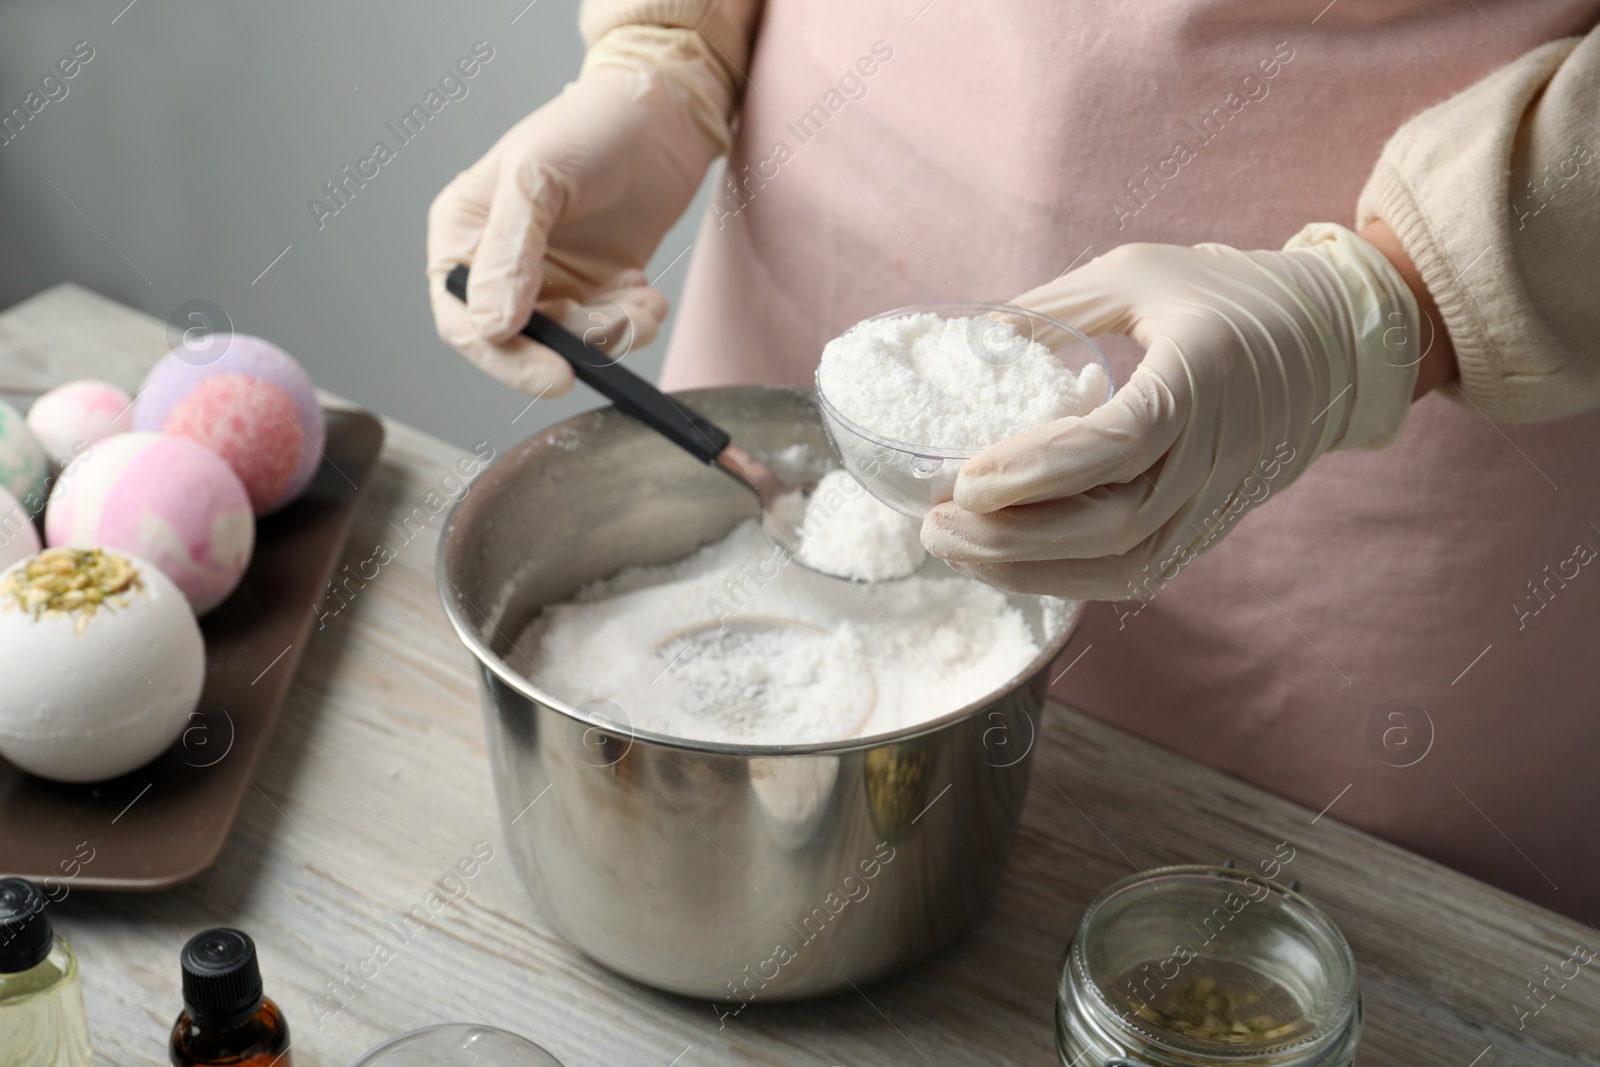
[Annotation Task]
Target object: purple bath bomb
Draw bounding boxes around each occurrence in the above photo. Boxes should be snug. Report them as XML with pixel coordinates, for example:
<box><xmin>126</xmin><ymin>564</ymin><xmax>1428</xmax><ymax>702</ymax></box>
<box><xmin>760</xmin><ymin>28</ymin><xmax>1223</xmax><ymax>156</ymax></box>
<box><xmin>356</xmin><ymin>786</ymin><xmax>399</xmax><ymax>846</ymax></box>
<box><xmin>135</xmin><ymin>334</ymin><xmax>324</xmax><ymax>515</ymax></box>
<box><xmin>44</xmin><ymin>433</ymin><xmax>254</xmax><ymax>614</ymax></box>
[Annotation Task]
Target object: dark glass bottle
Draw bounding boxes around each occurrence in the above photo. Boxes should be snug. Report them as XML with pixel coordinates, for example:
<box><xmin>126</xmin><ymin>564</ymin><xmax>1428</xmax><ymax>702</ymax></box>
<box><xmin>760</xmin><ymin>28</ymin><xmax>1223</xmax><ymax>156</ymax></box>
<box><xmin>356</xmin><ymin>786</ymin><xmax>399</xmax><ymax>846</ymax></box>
<box><xmin>168</xmin><ymin>928</ymin><xmax>292</xmax><ymax>1067</ymax></box>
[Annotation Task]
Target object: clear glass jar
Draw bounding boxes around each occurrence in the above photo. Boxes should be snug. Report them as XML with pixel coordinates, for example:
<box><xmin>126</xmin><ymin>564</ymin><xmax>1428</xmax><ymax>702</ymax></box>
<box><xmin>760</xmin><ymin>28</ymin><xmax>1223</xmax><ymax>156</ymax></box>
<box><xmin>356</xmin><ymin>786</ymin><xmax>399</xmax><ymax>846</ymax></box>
<box><xmin>0</xmin><ymin>934</ymin><xmax>93</xmax><ymax>1067</ymax></box>
<box><xmin>1057</xmin><ymin>866</ymin><xmax>1361</xmax><ymax>1067</ymax></box>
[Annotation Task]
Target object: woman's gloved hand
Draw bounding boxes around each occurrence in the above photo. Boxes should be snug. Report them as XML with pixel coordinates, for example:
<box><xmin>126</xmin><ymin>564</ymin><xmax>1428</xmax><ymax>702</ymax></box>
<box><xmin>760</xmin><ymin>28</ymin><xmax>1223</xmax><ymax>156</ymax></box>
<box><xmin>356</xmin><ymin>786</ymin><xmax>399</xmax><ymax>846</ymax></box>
<box><xmin>921</xmin><ymin>224</ymin><xmax>1423</xmax><ymax>600</ymax></box>
<box><xmin>426</xmin><ymin>25</ymin><xmax>735</xmax><ymax>395</ymax></box>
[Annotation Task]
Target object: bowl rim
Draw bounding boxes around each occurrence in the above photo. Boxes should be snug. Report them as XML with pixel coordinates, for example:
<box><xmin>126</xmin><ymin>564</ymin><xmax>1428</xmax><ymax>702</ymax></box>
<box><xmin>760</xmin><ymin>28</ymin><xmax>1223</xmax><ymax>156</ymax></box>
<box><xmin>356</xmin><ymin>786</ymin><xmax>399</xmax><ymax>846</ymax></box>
<box><xmin>434</xmin><ymin>386</ymin><xmax>1086</xmax><ymax>759</ymax></box>
<box><xmin>813</xmin><ymin>300</ymin><xmax>1115</xmax><ymax>459</ymax></box>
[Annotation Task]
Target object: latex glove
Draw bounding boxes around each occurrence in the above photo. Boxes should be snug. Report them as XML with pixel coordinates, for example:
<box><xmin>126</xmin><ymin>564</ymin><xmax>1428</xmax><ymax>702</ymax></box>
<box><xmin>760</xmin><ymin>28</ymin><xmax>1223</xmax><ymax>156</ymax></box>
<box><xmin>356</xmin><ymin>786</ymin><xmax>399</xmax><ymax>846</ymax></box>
<box><xmin>426</xmin><ymin>25</ymin><xmax>734</xmax><ymax>395</ymax></box>
<box><xmin>922</xmin><ymin>224</ymin><xmax>1422</xmax><ymax>600</ymax></box>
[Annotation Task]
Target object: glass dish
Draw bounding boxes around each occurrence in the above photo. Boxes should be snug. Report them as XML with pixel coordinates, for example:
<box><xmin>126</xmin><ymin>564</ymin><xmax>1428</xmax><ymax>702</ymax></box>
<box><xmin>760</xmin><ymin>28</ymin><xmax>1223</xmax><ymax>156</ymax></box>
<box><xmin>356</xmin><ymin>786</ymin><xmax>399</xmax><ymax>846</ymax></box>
<box><xmin>350</xmin><ymin>1023</ymin><xmax>564</xmax><ymax>1067</ymax></box>
<box><xmin>815</xmin><ymin>301</ymin><xmax>1113</xmax><ymax>519</ymax></box>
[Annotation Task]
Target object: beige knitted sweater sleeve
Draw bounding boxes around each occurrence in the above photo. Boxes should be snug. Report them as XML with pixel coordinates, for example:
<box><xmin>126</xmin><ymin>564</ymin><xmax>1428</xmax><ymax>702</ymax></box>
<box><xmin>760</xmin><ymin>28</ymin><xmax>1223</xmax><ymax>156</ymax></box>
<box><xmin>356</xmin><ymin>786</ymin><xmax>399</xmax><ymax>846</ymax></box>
<box><xmin>1357</xmin><ymin>30</ymin><xmax>1600</xmax><ymax>424</ymax></box>
<box><xmin>580</xmin><ymin>0</ymin><xmax>763</xmax><ymax>91</ymax></box>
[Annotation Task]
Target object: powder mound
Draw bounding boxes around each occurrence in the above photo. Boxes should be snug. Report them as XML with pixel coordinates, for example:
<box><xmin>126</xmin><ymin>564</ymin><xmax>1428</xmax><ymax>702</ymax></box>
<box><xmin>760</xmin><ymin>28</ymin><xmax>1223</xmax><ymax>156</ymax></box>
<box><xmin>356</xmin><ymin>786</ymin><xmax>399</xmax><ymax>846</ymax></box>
<box><xmin>818</xmin><ymin>311</ymin><xmax>1109</xmax><ymax>450</ymax></box>
<box><xmin>515</xmin><ymin>521</ymin><xmax>1044</xmax><ymax>745</ymax></box>
<box><xmin>658</xmin><ymin>624</ymin><xmax>876</xmax><ymax>742</ymax></box>
<box><xmin>796</xmin><ymin>470</ymin><xmax>926</xmax><ymax>582</ymax></box>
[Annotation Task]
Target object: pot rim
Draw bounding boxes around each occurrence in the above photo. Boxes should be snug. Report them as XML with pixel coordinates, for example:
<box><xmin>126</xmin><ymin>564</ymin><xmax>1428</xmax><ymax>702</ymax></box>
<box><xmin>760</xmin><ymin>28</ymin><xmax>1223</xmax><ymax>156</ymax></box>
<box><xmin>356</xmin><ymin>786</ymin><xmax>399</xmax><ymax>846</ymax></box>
<box><xmin>435</xmin><ymin>389</ymin><xmax>1085</xmax><ymax>758</ymax></box>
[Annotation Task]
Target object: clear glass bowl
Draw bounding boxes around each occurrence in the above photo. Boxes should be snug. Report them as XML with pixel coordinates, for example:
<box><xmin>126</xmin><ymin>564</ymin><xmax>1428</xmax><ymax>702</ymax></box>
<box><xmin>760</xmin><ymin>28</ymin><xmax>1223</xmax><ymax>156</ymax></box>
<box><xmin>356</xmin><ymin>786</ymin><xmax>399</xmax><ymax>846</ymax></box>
<box><xmin>350</xmin><ymin>1024</ymin><xmax>564</xmax><ymax>1067</ymax></box>
<box><xmin>815</xmin><ymin>301</ymin><xmax>1113</xmax><ymax>519</ymax></box>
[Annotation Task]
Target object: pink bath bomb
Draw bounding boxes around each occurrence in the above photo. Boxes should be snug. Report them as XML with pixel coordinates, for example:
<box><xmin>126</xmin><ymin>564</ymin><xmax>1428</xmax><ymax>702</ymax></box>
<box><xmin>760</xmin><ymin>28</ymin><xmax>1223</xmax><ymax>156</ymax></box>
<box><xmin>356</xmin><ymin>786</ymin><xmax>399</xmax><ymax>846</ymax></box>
<box><xmin>0</xmin><ymin>486</ymin><xmax>40</xmax><ymax>572</ymax></box>
<box><xmin>134</xmin><ymin>335</ymin><xmax>324</xmax><ymax>516</ymax></box>
<box><xmin>44</xmin><ymin>433</ymin><xmax>254</xmax><ymax>614</ymax></box>
<box><xmin>26</xmin><ymin>379</ymin><xmax>135</xmax><ymax>469</ymax></box>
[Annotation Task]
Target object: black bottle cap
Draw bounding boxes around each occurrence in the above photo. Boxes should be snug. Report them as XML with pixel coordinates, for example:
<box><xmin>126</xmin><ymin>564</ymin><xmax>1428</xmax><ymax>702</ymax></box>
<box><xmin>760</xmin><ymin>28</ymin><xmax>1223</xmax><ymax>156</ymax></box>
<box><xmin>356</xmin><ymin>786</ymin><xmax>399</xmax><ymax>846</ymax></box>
<box><xmin>0</xmin><ymin>878</ymin><xmax>52</xmax><ymax>974</ymax></box>
<box><xmin>180</xmin><ymin>928</ymin><xmax>265</xmax><ymax>1028</ymax></box>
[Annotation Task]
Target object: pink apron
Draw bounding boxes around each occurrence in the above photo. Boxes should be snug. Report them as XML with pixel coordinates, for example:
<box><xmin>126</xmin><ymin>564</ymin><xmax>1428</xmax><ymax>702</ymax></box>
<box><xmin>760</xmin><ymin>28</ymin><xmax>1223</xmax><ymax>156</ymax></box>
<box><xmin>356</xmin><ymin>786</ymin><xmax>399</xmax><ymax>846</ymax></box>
<box><xmin>661</xmin><ymin>0</ymin><xmax>1600</xmax><ymax>919</ymax></box>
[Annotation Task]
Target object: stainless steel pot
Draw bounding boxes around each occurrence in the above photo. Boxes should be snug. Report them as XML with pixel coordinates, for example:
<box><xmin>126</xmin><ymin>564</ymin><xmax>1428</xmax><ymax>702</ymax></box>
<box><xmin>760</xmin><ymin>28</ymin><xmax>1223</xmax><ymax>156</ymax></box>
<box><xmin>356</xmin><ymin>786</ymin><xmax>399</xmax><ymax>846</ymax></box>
<box><xmin>437</xmin><ymin>387</ymin><xmax>1082</xmax><ymax>1001</ymax></box>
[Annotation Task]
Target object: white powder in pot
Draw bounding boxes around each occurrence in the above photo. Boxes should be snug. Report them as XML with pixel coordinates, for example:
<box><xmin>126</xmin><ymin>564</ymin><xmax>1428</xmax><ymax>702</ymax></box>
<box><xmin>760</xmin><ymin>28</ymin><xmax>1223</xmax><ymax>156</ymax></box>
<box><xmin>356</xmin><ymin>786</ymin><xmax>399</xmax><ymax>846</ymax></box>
<box><xmin>817</xmin><ymin>311</ymin><xmax>1109</xmax><ymax>449</ymax></box>
<box><xmin>513</xmin><ymin>520</ymin><xmax>1043</xmax><ymax>745</ymax></box>
<box><xmin>795</xmin><ymin>470</ymin><xmax>926</xmax><ymax>582</ymax></box>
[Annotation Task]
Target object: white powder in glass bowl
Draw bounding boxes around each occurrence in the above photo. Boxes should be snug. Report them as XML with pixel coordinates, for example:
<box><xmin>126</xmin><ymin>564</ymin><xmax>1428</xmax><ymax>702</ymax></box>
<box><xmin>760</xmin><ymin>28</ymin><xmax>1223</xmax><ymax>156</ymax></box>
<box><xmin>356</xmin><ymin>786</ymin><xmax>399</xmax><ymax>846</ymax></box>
<box><xmin>513</xmin><ymin>521</ymin><xmax>1043</xmax><ymax>746</ymax></box>
<box><xmin>817</xmin><ymin>311</ymin><xmax>1109</xmax><ymax>449</ymax></box>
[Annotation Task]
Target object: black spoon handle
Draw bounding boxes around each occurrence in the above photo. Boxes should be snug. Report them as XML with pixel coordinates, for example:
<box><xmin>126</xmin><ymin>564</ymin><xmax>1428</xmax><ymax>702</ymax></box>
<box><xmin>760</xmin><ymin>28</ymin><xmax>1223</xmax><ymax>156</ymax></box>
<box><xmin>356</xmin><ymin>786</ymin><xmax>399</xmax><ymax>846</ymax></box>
<box><xmin>445</xmin><ymin>265</ymin><xmax>729</xmax><ymax>464</ymax></box>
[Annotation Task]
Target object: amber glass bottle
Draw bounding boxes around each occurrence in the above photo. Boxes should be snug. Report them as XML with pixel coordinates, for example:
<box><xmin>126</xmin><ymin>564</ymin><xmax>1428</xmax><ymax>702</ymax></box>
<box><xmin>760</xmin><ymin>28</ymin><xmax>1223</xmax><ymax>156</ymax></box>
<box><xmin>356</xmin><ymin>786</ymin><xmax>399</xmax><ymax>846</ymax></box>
<box><xmin>168</xmin><ymin>928</ymin><xmax>291</xmax><ymax>1067</ymax></box>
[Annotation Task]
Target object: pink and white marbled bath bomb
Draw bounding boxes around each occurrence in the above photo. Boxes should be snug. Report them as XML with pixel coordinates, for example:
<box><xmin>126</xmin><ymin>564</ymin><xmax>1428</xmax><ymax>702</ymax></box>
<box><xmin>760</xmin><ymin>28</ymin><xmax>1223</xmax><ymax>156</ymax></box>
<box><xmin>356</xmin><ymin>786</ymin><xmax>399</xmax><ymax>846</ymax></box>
<box><xmin>134</xmin><ymin>335</ymin><xmax>324</xmax><ymax>516</ymax></box>
<box><xmin>25</xmin><ymin>379</ymin><xmax>135</xmax><ymax>468</ymax></box>
<box><xmin>44</xmin><ymin>433</ymin><xmax>254</xmax><ymax>614</ymax></box>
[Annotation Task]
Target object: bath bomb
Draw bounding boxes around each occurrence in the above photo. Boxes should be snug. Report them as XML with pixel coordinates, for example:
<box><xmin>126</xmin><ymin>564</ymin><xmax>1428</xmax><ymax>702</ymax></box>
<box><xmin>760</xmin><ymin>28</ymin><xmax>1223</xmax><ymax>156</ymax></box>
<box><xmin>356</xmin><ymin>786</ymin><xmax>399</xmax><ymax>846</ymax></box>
<box><xmin>45</xmin><ymin>432</ymin><xmax>254</xmax><ymax>614</ymax></box>
<box><xmin>0</xmin><ymin>487</ymin><xmax>41</xmax><ymax>572</ymax></box>
<box><xmin>135</xmin><ymin>334</ymin><xmax>324</xmax><ymax>515</ymax></box>
<box><xmin>0</xmin><ymin>398</ymin><xmax>48</xmax><ymax>505</ymax></box>
<box><xmin>26</xmin><ymin>379</ymin><xmax>135</xmax><ymax>469</ymax></box>
<box><xmin>0</xmin><ymin>547</ymin><xmax>204</xmax><ymax>783</ymax></box>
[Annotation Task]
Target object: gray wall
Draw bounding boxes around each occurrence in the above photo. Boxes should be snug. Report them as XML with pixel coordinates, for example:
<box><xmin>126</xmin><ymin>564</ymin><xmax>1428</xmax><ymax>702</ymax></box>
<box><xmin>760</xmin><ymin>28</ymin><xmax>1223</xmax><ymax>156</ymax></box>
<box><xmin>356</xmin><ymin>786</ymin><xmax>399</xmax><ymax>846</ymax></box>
<box><xmin>0</xmin><ymin>0</ymin><xmax>709</xmax><ymax>453</ymax></box>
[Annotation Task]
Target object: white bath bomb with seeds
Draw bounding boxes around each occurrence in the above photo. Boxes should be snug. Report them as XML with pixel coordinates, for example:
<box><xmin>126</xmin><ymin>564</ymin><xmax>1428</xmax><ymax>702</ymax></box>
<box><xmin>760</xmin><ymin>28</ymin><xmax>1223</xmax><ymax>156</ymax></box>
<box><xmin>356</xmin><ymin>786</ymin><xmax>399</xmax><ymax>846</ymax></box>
<box><xmin>0</xmin><ymin>547</ymin><xmax>204</xmax><ymax>782</ymax></box>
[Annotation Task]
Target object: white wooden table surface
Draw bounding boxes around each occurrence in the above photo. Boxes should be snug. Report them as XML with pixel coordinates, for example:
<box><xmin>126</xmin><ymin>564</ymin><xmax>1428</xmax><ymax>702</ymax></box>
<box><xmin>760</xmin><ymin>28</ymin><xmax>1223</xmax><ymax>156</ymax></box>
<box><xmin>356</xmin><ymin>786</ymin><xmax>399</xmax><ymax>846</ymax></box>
<box><xmin>3</xmin><ymin>283</ymin><xmax>1596</xmax><ymax>1067</ymax></box>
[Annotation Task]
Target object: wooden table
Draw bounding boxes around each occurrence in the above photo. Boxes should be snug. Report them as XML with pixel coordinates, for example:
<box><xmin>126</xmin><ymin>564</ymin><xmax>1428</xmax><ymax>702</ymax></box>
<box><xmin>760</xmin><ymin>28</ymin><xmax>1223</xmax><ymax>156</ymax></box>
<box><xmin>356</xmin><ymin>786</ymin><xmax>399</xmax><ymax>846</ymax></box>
<box><xmin>3</xmin><ymin>283</ymin><xmax>1595</xmax><ymax>1067</ymax></box>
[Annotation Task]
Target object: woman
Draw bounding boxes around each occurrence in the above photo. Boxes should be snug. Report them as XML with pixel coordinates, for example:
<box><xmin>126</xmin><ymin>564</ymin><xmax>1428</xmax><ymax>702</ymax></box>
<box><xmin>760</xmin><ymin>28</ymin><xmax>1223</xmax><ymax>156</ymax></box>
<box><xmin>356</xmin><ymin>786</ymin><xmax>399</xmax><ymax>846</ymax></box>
<box><xmin>427</xmin><ymin>1</ymin><xmax>1600</xmax><ymax>918</ymax></box>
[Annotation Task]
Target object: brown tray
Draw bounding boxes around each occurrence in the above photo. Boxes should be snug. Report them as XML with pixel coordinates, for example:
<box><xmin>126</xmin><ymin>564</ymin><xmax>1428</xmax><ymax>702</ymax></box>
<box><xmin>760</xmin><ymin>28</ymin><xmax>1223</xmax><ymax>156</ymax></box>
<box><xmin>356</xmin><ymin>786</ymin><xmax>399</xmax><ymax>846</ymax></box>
<box><xmin>0</xmin><ymin>406</ymin><xmax>384</xmax><ymax>890</ymax></box>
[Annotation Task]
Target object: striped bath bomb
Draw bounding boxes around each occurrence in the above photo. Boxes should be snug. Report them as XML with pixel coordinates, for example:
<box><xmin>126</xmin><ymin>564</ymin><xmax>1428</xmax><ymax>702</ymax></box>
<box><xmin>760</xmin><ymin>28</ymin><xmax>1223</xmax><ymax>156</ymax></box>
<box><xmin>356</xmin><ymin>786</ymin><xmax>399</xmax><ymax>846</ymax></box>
<box><xmin>0</xmin><ymin>398</ymin><xmax>48</xmax><ymax>505</ymax></box>
<box><xmin>26</xmin><ymin>379</ymin><xmax>135</xmax><ymax>469</ymax></box>
<box><xmin>44</xmin><ymin>433</ymin><xmax>254</xmax><ymax>614</ymax></box>
<box><xmin>135</xmin><ymin>335</ymin><xmax>324</xmax><ymax>515</ymax></box>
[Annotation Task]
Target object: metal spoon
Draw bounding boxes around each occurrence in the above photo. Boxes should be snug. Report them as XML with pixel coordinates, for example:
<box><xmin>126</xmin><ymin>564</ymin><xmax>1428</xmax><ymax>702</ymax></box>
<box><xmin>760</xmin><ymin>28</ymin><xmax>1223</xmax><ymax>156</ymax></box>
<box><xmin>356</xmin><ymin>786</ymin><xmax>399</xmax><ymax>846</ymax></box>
<box><xmin>445</xmin><ymin>267</ymin><xmax>840</xmax><ymax>575</ymax></box>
